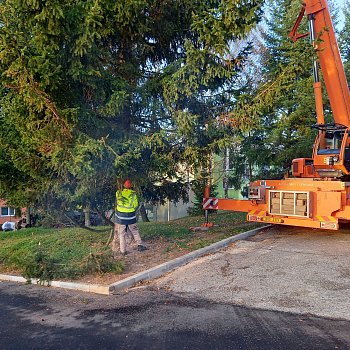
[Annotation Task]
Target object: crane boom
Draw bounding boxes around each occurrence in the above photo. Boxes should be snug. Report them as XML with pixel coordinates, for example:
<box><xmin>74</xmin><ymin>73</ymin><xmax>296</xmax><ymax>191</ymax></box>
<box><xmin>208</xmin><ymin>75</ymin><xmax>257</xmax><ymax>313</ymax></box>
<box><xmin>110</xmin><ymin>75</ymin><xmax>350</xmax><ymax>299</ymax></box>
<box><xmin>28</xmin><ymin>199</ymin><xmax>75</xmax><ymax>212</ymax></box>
<box><xmin>202</xmin><ymin>0</ymin><xmax>350</xmax><ymax>231</ymax></box>
<box><xmin>290</xmin><ymin>0</ymin><xmax>350</xmax><ymax>126</ymax></box>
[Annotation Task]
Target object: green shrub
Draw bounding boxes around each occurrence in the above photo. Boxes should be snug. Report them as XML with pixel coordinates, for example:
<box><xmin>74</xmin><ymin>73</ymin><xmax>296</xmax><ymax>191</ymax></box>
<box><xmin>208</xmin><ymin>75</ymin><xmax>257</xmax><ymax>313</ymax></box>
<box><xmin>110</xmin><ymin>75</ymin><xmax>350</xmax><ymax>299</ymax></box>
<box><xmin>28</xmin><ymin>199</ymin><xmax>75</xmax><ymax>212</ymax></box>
<box><xmin>84</xmin><ymin>249</ymin><xmax>124</xmax><ymax>275</ymax></box>
<box><xmin>22</xmin><ymin>248</ymin><xmax>57</xmax><ymax>284</ymax></box>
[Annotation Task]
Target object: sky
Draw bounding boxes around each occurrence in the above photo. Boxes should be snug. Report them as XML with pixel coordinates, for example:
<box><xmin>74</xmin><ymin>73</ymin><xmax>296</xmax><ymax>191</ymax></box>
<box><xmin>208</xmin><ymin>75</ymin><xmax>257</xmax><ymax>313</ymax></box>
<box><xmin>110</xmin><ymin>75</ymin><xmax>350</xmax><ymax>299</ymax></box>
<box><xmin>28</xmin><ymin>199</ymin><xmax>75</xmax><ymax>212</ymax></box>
<box><xmin>335</xmin><ymin>0</ymin><xmax>345</xmax><ymax>6</ymax></box>
<box><xmin>333</xmin><ymin>0</ymin><xmax>346</xmax><ymax>29</ymax></box>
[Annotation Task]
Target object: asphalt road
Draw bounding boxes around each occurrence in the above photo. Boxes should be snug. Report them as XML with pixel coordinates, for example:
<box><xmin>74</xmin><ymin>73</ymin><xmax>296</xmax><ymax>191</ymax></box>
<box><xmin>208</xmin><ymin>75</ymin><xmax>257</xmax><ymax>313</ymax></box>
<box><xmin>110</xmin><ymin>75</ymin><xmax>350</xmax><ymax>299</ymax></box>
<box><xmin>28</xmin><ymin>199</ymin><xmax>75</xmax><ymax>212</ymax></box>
<box><xmin>1</xmin><ymin>225</ymin><xmax>350</xmax><ymax>349</ymax></box>
<box><xmin>154</xmin><ymin>225</ymin><xmax>350</xmax><ymax>320</ymax></box>
<box><xmin>0</xmin><ymin>280</ymin><xmax>349</xmax><ymax>349</ymax></box>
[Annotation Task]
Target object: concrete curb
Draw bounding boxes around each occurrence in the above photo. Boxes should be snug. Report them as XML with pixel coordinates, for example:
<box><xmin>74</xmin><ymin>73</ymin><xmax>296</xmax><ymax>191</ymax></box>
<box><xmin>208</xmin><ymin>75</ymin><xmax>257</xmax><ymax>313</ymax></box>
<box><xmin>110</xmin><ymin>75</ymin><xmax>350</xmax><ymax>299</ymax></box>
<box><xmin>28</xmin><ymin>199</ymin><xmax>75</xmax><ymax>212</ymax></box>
<box><xmin>0</xmin><ymin>274</ymin><xmax>110</xmax><ymax>295</ymax></box>
<box><xmin>108</xmin><ymin>225</ymin><xmax>268</xmax><ymax>294</ymax></box>
<box><xmin>0</xmin><ymin>225</ymin><xmax>267</xmax><ymax>295</ymax></box>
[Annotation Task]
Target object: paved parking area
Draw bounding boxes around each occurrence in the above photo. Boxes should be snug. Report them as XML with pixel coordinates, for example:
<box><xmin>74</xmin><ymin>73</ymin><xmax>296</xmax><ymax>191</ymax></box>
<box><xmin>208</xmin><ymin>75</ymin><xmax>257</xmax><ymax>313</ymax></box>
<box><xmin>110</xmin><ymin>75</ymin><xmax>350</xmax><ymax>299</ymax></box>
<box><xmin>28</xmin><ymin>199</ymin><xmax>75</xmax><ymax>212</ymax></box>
<box><xmin>153</xmin><ymin>226</ymin><xmax>350</xmax><ymax>320</ymax></box>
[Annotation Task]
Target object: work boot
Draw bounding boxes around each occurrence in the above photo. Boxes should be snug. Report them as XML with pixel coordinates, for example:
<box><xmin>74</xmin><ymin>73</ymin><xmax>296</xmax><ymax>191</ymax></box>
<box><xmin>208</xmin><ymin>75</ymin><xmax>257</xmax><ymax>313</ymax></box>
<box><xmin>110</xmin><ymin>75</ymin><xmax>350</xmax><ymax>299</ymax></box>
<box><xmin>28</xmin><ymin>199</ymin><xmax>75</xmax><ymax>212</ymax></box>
<box><xmin>137</xmin><ymin>245</ymin><xmax>147</xmax><ymax>252</ymax></box>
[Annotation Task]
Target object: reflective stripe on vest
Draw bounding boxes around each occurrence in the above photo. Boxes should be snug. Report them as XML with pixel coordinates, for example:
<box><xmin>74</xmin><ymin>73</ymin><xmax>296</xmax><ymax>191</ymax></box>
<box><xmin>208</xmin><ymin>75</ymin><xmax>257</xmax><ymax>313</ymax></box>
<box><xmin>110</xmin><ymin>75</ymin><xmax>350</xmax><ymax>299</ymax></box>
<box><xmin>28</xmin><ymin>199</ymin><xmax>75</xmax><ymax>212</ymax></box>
<box><xmin>115</xmin><ymin>212</ymin><xmax>137</xmax><ymax>221</ymax></box>
<box><xmin>115</xmin><ymin>210</ymin><xmax>137</xmax><ymax>225</ymax></box>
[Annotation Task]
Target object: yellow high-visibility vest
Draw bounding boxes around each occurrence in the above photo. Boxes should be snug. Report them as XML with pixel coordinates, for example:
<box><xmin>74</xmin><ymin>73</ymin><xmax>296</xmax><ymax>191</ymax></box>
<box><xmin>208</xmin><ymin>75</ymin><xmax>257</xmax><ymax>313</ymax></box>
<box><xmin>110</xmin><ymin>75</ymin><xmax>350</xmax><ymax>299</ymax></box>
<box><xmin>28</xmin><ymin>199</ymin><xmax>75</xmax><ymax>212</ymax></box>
<box><xmin>116</xmin><ymin>189</ymin><xmax>138</xmax><ymax>213</ymax></box>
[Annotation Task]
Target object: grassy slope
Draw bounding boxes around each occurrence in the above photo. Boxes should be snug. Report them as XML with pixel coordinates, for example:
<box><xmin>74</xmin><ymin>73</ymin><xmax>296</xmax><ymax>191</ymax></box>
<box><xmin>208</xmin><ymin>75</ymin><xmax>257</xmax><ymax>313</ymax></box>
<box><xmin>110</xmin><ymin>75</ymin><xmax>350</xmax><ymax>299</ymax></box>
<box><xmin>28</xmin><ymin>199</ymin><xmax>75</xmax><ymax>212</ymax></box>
<box><xmin>0</xmin><ymin>212</ymin><xmax>262</xmax><ymax>280</ymax></box>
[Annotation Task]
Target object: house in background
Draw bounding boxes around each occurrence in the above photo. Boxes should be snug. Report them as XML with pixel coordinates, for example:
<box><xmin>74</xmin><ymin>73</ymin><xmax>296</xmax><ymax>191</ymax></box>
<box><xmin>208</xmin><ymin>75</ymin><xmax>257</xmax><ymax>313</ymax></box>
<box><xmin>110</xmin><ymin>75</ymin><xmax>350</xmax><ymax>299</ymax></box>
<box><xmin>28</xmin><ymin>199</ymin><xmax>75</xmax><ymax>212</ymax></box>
<box><xmin>151</xmin><ymin>190</ymin><xmax>195</xmax><ymax>222</ymax></box>
<box><xmin>0</xmin><ymin>199</ymin><xmax>25</xmax><ymax>227</ymax></box>
<box><xmin>146</xmin><ymin>166</ymin><xmax>196</xmax><ymax>222</ymax></box>
<box><xmin>148</xmin><ymin>149</ymin><xmax>248</xmax><ymax>222</ymax></box>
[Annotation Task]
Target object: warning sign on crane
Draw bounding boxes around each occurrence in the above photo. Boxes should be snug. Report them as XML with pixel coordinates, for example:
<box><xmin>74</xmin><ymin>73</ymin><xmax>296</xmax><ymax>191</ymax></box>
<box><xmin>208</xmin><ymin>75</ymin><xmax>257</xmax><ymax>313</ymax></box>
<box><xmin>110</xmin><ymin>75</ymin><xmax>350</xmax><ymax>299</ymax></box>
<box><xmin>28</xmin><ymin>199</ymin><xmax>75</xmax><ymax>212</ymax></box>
<box><xmin>202</xmin><ymin>198</ymin><xmax>218</xmax><ymax>210</ymax></box>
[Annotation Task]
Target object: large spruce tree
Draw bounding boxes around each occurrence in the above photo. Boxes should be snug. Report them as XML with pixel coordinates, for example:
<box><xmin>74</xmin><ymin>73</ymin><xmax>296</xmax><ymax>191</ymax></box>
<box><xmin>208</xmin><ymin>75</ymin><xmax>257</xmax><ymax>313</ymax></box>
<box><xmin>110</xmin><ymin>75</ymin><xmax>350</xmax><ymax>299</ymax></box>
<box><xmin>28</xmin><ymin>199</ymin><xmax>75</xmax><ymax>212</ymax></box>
<box><xmin>0</xmin><ymin>0</ymin><xmax>263</xmax><ymax>221</ymax></box>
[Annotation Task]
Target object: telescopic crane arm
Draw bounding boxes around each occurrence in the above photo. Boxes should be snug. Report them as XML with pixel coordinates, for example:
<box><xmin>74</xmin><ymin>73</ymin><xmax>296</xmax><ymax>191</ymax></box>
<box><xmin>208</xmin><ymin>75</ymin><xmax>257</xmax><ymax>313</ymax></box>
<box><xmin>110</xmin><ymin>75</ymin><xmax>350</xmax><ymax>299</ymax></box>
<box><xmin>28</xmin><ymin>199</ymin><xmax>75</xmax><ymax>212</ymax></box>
<box><xmin>289</xmin><ymin>0</ymin><xmax>350</xmax><ymax>127</ymax></box>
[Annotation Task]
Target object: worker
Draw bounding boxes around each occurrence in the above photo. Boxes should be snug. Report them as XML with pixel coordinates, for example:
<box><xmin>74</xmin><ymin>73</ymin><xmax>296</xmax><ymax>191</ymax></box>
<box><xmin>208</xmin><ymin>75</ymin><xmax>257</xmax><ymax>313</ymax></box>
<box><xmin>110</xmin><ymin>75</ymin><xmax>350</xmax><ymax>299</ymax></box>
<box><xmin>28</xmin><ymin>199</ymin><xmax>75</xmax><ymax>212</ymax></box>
<box><xmin>112</xmin><ymin>179</ymin><xmax>147</xmax><ymax>257</ymax></box>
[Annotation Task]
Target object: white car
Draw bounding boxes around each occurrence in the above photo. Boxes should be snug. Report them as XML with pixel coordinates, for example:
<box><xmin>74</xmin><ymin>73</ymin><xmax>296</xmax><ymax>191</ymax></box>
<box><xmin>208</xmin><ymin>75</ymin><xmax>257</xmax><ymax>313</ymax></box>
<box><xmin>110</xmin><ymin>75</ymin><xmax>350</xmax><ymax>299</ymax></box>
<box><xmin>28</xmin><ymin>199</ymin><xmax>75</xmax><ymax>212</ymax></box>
<box><xmin>1</xmin><ymin>221</ymin><xmax>15</xmax><ymax>231</ymax></box>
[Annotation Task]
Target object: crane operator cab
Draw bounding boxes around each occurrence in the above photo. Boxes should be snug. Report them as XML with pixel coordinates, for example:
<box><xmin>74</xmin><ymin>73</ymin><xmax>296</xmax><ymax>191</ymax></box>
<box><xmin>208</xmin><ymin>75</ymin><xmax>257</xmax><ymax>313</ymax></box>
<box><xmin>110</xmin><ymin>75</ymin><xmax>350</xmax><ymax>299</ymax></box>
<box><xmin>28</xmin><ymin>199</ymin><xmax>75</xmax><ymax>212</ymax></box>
<box><xmin>292</xmin><ymin>124</ymin><xmax>350</xmax><ymax>179</ymax></box>
<box><xmin>314</xmin><ymin>124</ymin><xmax>350</xmax><ymax>177</ymax></box>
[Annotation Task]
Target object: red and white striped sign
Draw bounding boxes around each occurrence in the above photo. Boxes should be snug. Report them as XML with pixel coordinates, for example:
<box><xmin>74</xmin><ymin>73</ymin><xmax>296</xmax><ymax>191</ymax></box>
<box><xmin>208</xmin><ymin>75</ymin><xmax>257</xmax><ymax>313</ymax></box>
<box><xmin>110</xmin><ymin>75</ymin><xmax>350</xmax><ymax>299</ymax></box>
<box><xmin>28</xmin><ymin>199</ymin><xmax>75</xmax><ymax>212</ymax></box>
<box><xmin>203</xmin><ymin>198</ymin><xmax>218</xmax><ymax>210</ymax></box>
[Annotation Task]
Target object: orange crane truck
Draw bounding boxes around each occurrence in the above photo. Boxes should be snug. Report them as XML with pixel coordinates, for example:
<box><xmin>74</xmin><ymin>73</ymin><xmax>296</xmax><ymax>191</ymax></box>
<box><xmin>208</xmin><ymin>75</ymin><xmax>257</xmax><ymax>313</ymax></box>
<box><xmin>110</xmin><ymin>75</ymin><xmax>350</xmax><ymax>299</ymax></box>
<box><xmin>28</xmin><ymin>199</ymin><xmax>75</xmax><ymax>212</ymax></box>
<box><xmin>203</xmin><ymin>0</ymin><xmax>350</xmax><ymax>230</ymax></box>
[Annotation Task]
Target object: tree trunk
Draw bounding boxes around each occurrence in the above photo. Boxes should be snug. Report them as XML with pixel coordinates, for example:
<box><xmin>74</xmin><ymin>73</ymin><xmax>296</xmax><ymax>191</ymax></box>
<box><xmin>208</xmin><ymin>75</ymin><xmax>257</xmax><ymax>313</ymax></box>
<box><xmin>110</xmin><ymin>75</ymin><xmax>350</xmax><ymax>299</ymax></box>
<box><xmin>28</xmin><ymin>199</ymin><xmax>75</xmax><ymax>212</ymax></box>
<box><xmin>139</xmin><ymin>203</ymin><xmax>150</xmax><ymax>222</ymax></box>
<box><xmin>26</xmin><ymin>207</ymin><xmax>31</xmax><ymax>226</ymax></box>
<box><xmin>84</xmin><ymin>206</ymin><xmax>91</xmax><ymax>227</ymax></box>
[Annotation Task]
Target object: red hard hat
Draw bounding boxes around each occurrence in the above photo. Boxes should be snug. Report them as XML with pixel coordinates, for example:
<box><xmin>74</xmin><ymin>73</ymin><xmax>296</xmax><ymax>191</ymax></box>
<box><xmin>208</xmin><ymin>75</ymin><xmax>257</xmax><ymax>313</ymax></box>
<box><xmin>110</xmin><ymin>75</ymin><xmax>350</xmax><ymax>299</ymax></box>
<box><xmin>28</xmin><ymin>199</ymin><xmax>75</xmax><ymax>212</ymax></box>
<box><xmin>123</xmin><ymin>179</ymin><xmax>132</xmax><ymax>189</ymax></box>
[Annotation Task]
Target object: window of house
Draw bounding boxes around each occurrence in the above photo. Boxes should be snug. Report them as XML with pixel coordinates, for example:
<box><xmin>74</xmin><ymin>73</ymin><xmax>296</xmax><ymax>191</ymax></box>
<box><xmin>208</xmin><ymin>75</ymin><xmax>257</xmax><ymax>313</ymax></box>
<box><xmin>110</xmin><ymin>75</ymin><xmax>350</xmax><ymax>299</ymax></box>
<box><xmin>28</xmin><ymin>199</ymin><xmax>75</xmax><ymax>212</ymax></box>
<box><xmin>1</xmin><ymin>207</ymin><xmax>15</xmax><ymax>216</ymax></box>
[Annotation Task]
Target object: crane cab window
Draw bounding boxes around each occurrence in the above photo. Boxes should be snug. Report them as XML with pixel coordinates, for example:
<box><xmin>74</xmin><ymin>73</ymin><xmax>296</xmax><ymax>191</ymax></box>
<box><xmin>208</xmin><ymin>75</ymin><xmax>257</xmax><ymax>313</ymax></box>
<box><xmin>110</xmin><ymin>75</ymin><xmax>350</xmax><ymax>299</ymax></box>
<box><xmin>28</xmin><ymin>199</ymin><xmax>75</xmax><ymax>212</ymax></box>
<box><xmin>317</xmin><ymin>130</ymin><xmax>344</xmax><ymax>155</ymax></box>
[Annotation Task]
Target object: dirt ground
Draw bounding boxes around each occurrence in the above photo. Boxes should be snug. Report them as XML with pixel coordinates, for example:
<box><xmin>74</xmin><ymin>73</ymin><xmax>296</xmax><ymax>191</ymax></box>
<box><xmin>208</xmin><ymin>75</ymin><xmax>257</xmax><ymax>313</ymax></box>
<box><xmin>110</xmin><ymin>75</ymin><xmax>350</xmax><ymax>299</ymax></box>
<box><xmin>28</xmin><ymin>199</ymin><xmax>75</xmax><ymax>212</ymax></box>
<box><xmin>77</xmin><ymin>225</ymin><xmax>256</xmax><ymax>286</ymax></box>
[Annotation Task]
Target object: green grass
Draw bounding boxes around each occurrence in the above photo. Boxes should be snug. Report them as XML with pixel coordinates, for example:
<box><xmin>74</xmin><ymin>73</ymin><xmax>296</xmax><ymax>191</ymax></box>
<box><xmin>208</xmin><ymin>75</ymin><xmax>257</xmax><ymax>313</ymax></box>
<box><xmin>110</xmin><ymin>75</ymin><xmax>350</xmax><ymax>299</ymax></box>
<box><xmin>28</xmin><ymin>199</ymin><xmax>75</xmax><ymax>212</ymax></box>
<box><xmin>0</xmin><ymin>226</ymin><xmax>120</xmax><ymax>281</ymax></box>
<box><xmin>0</xmin><ymin>211</ymin><xmax>263</xmax><ymax>281</ymax></box>
<box><xmin>138</xmin><ymin>211</ymin><xmax>249</xmax><ymax>239</ymax></box>
<box><xmin>139</xmin><ymin>211</ymin><xmax>262</xmax><ymax>253</ymax></box>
